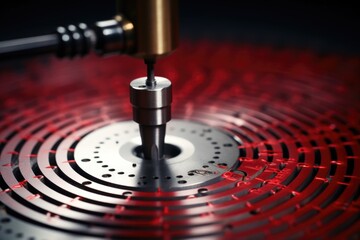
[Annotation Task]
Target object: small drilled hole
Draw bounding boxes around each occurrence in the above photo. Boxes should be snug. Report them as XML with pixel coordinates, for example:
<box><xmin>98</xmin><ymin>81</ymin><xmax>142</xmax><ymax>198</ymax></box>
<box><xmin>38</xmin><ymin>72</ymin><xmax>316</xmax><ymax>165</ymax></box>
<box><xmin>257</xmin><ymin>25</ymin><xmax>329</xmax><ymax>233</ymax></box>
<box><xmin>198</xmin><ymin>188</ymin><xmax>208</xmax><ymax>194</ymax></box>
<box><xmin>176</xmin><ymin>175</ymin><xmax>183</xmax><ymax>178</ymax></box>
<box><xmin>225</xmin><ymin>224</ymin><xmax>233</xmax><ymax>230</ymax></box>
<box><xmin>118</xmin><ymin>172</ymin><xmax>124</xmax><ymax>175</ymax></box>
<box><xmin>81</xmin><ymin>159</ymin><xmax>90</xmax><ymax>162</ymax></box>
<box><xmin>82</xmin><ymin>181</ymin><xmax>92</xmax><ymax>186</ymax></box>
<box><xmin>102</xmin><ymin>165</ymin><xmax>108</xmax><ymax>168</ymax></box>
<box><xmin>102</xmin><ymin>174</ymin><xmax>111</xmax><ymax>178</ymax></box>
<box><xmin>129</xmin><ymin>174</ymin><xmax>135</xmax><ymax>177</ymax></box>
<box><xmin>123</xmin><ymin>191</ymin><xmax>132</xmax><ymax>196</ymax></box>
<box><xmin>208</xmin><ymin>160</ymin><xmax>215</xmax><ymax>163</ymax></box>
<box><xmin>203</xmin><ymin>165</ymin><xmax>209</xmax><ymax>168</ymax></box>
<box><xmin>109</xmin><ymin>168</ymin><xmax>115</xmax><ymax>172</ymax></box>
<box><xmin>178</xmin><ymin>180</ymin><xmax>187</xmax><ymax>184</ymax></box>
<box><xmin>15</xmin><ymin>233</ymin><xmax>23</xmax><ymax>238</ymax></box>
<box><xmin>250</xmin><ymin>209</ymin><xmax>260</xmax><ymax>215</ymax></box>
<box><xmin>1</xmin><ymin>218</ymin><xmax>10</xmax><ymax>223</ymax></box>
<box><xmin>97</xmin><ymin>160</ymin><xmax>103</xmax><ymax>163</ymax></box>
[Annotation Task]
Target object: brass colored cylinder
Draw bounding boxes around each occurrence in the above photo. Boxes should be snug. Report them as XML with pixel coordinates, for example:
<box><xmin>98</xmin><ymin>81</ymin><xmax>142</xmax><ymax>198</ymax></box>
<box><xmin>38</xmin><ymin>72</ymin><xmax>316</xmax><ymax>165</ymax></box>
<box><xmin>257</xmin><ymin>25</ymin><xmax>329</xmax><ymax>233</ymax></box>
<box><xmin>117</xmin><ymin>0</ymin><xmax>179</xmax><ymax>59</ymax></box>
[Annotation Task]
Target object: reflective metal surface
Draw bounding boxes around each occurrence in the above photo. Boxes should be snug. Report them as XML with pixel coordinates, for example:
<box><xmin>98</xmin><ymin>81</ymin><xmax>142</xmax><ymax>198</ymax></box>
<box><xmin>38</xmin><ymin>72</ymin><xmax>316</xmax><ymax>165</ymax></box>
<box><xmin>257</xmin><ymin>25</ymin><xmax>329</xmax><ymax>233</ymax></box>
<box><xmin>0</xmin><ymin>42</ymin><xmax>359</xmax><ymax>239</ymax></box>
<box><xmin>117</xmin><ymin>0</ymin><xmax>179</xmax><ymax>58</ymax></box>
<box><xmin>130</xmin><ymin>77</ymin><xmax>172</xmax><ymax>161</ymax></box>
<box><xmin>75</xmin><ymin>120</ymin><xmax>240</xmax><ymax>190</ymax></box>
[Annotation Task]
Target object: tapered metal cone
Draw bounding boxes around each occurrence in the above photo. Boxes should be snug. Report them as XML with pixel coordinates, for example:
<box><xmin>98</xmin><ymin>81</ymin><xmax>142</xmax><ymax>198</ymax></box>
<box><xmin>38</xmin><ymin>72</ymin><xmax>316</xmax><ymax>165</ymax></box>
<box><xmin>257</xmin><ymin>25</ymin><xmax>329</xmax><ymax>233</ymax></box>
<box><xmin>130</xmin><ymin>76</ymin><xmax>172</xmax><ymax>161</ymax></box>
<box><xmin>139</xmin><ymin>124</ymin><xmax>166</xmax><ymax>160</ymax></box>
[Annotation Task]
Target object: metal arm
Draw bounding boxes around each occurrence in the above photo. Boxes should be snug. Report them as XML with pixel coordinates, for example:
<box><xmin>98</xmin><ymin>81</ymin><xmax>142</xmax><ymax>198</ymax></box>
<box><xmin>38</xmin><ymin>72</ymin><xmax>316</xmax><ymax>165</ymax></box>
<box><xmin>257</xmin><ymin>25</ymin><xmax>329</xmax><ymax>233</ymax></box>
<box><xmin>0</xmin><ymin>17</ymin><xmax>132</xmax><ymax>61</ymax></box>
<box><xmin>0</xmin><ymin>0</ymin><xmax>179</xmax><ymax>161</ymax></box>
<box><xmin>0</xmin><ymin>0</ymin><xmax>179</xmax><ymax>62</ymax></box>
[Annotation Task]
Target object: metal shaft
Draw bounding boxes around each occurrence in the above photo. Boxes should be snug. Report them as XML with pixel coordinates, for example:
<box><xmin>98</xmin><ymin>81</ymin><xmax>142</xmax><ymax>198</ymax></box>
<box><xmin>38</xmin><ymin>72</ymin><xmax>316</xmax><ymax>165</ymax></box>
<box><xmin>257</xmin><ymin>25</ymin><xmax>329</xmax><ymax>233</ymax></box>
<box><xmin>0</xmin><ymin>34</ymin><xmax>58</xmax><ymax>60</ymax></box>
<box><xmin>139</xmin><ymin>124</ymin><xmax>166</xmax><ymax>161</ymax></box>
<box><xmin>130</xmin><ymin>77</ymin><xmax>172</xmax><ymax>161</ymax></box>
<box><xmin>145</xmin><ymin>59</ymin><xmax>156</xmax><ymax>88</ymax></box>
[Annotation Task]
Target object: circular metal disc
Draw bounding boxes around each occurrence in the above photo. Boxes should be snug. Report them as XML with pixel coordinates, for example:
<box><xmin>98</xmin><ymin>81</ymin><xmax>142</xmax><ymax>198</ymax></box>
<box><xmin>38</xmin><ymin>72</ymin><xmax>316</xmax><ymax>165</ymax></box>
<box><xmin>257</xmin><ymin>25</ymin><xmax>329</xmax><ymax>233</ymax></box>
<box><xmin>75</xmin><ymin>120</ymin><xmax>241</xmax><ymax>190</ymax></box>
<box><xmin>0</xmin><ymin>42</ymin><xmax>359</xmax><ymax>240</ymax></box>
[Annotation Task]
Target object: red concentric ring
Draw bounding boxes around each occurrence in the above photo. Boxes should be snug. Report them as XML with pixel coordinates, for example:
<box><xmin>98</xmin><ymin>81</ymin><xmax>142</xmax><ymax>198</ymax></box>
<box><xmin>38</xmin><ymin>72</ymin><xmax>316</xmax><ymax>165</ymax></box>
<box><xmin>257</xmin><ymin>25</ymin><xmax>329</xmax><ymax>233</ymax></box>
<box><xmin>0</xmin><ymin>41</ymin><xmax>359</xmax><ymax>239</ymax></box>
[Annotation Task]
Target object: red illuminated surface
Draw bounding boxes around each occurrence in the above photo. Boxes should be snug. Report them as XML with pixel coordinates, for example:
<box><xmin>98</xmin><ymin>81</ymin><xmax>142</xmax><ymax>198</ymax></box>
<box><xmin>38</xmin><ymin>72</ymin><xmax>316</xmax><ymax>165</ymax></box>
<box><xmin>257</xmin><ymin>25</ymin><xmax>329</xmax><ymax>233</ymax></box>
<box><xmin>0</xmin><ymin>41</ymin><xmax>359</xmax><ymax>239</ymax></box>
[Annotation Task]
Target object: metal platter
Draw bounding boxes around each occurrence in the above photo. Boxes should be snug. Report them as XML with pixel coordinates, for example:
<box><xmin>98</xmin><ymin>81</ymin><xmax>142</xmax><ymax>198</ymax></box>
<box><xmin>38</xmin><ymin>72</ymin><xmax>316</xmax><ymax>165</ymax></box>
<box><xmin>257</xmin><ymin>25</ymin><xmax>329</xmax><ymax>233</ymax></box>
<box><xmin>75</xmin><ymin>120</ymin><xmax>240</xmax><ymax>190</ymax></box>
<box><xmin>0</xmin><ymin>41</ymin><xmax>359</xmax><ymax>239</ymax></box>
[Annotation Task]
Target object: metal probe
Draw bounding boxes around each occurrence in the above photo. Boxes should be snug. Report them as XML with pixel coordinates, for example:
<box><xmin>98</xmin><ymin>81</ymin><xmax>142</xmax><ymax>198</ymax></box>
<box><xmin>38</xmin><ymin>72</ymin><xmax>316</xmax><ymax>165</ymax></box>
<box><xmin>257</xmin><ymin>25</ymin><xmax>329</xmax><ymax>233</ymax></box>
<box><xmin>130</xmin><ymin>60</ymin><xmax>172</xmax><ymax>161</ymax></box>
<box><xmin>145</xmin><ymin>59</ymin><xmax>156</xmax><ymax>88</ymax></box>
<box><xmin>0</xmin><ymin>0</ymin><xmax>178</xmax><ymax>162</ymax></box>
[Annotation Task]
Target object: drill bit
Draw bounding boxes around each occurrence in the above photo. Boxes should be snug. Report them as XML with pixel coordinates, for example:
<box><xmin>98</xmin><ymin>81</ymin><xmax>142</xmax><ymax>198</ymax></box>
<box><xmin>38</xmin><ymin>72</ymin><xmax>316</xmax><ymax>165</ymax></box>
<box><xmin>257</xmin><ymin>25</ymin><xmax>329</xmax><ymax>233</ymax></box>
<box><xmin>145</xmin><ymin>58</ymin><xmax>156</xmax><ymax>88</ymax></box>
<box><xmin>141</xmin><ymin>58</ymin><xmax>163</xmax><ymax>160</ymax></box>
<box><xmin>130</xmin><ymin>60</ymin><xmax>172</xmax><ymax>161</ymax></box>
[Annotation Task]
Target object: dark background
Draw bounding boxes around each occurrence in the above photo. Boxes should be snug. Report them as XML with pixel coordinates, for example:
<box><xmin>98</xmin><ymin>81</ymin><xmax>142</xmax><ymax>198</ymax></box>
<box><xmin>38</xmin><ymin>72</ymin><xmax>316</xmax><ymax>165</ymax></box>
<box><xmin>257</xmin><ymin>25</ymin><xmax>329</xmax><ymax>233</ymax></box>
<box><xmin>0</xmin><ymin>0</ymin><xmax>359</xmax><ymax>55</ymax></box>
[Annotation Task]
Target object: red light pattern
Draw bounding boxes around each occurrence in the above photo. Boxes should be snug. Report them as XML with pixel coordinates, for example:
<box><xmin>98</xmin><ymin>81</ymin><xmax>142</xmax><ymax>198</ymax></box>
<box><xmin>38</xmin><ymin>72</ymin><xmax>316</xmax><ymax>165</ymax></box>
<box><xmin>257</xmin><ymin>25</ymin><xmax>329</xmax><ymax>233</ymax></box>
<box><xmin>0</xmin><ymin>41</ymin><xmax>359</xmax><ymax>239</ymax></box>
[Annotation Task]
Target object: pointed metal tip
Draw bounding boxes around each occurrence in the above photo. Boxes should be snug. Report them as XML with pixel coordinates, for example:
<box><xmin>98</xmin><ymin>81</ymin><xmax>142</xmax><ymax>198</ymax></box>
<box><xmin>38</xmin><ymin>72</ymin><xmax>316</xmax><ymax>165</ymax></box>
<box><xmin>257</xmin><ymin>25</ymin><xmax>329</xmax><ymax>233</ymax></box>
<box><xmin>145</xmin><ymin>58</ymin><xmax>156</xmax><ymax>88</ymax></box>
<box><xmin>139</xmin><ymin>124</ymin><xmax>166</xmax><ymax>161</ymax></box>
<box><xmin>150</xmin><ymin>144</ymin><xmax>159</xmax><ymax>161</ymax></box>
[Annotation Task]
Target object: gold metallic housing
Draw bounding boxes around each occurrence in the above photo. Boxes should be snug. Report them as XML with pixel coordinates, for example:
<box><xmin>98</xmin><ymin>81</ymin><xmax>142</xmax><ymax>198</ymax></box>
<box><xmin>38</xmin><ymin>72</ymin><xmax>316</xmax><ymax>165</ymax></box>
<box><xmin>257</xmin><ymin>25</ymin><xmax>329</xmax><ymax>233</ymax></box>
<box><xmin>117</xmin><ymin>0</ymin><xmax>179</xmax><ymax>59</ymax></box>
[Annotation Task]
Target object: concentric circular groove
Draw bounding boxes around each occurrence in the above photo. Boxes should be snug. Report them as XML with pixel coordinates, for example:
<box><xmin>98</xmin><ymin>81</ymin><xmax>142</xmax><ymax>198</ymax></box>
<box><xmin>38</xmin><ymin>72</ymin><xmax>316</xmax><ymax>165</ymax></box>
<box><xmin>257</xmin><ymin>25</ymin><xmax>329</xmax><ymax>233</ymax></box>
<box><xmin>0</xmin><ymin>42</ymin><xmax>359</xmax><ymax>239</ymax></box>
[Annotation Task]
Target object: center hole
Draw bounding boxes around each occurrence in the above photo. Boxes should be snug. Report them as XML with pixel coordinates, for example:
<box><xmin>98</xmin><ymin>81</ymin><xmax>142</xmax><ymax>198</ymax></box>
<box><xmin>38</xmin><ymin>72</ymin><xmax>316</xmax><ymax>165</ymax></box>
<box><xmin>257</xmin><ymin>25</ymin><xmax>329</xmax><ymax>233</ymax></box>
<box><xmin>133</xmin><ymin>144</ymin><xmax>181</xmax><ymax>160</ymax></box>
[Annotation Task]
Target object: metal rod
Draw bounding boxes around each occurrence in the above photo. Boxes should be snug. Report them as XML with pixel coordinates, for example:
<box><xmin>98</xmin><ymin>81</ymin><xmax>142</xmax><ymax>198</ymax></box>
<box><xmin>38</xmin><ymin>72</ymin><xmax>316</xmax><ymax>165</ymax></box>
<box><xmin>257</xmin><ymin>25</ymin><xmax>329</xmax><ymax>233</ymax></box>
<box><xmin>145</xmin><ymin>58</ymin><xmax>156</xmax><ymax>87</ymax></box>
<box><xmin>139</xmin><ymin>124</ymin><xmax>166</xmax><ymax>161</ymax></box>
<box><xmin>0</xmin><ymin>34</ymin><xmax>58</xmax><ymax>60</ymax></box>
